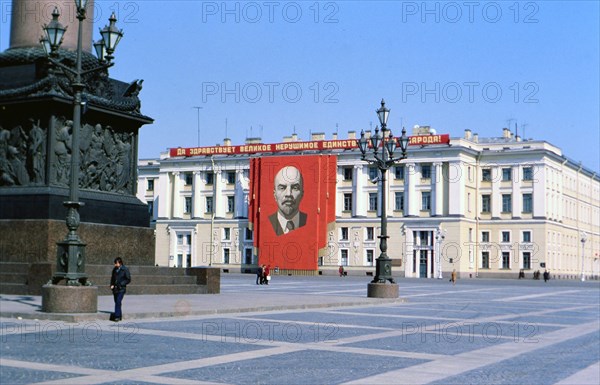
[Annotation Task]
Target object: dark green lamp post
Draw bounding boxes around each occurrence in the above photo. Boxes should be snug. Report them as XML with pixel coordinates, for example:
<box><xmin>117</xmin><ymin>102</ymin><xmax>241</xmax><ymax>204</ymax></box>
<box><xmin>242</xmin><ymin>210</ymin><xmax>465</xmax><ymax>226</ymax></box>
<box><xmin>41</xmin><ymin>1</ymin><xmax>123</xmax><ymax>286</ymax></box>
<box><xmin>358</xmin><ymin>100</ymin><xmax>409</xmax><ymax>293</ymax></box>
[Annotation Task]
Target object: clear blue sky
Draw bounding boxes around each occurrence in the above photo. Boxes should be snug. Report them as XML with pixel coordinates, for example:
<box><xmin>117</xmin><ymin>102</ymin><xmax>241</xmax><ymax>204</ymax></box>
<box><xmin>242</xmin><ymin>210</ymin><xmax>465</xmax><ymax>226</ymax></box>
<box><xmin>1</xmin><ymin>1</ymin><xmax>599</xmax><ymax>171</ymax></box>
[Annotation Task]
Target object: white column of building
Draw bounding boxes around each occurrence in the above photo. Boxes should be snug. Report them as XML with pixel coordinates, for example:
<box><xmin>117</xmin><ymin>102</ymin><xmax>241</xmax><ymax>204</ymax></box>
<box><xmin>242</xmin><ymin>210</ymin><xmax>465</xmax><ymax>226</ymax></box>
<box><xmin>512</xmin><ymin>165</ymin><xmax>522</xmax><ymax>217</ymax></box>
<box><xmin>157</xmin><ymin>171</ymin><xmax>171</xmax><ymax>219</ymax></box>
<box><xmin>172</xmin><ymin>172</ymin><xmax>182</xmax><ymax>218</ymax></box>
<box><xmin>491</xmin><ymin>166</ymin><xmax>501</xmax><ymax>218</ymax></box>
<box><xmin>533</xmin><ymin>165</ymin><xmax>546</xmax><ymax>217</ymax></box>
<box><xmin>433</xmin><ymin>162</ymin><xmax>443</xmax><ymax>216</ymax></box>
<box><xmin>405</xmin><ymin>162</ymin><xmax>417</xmax><ymax>216</ymax></box>
<box><xmin>405</xmin><ymin>229</ymin><xmax>414</xmax><ymax>277</ymax></box>
<box><xmin>169</xmin><ymin>228</ymin><xmax>176</xmax><ymax>267</ymax></box>
<box><xmin>353</xmin><ymin>165</ymin><xmax>366</xmax><ymax>216</ymax></box>
<box><xmin>234</xmin><ymin>170</ymin><xmax>248</xmax><ymax>218</ymax></box>
<box><xmin>214</xmin><ymin>170</ymin><xmax>225</xmax><ymax>217</ymax></box>
<box><xmin>448</xmin><ymin>161</ymin><xmax>465</xmax><ymax>216</ymax></box>
<box><xmin>193</xmin><ymin>171</ymin><xmax>203</xmax><ymax>218</ymax></box>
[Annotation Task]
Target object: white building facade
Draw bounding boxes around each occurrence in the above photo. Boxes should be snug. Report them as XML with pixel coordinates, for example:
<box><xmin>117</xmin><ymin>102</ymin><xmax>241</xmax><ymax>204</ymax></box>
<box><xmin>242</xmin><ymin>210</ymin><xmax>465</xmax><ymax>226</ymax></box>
<box><xmin>138</xmin><ymin>128</ymin><xmax>600</xmax><ymax>279</ymax></box>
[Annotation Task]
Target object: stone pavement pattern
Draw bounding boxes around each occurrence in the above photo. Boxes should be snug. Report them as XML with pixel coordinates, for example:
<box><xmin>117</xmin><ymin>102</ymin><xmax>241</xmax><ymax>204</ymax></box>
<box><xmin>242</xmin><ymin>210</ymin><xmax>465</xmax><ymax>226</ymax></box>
<box><xmin>1</xmin><ymin>276</ymin><xmax>599</xmax><ymax>385</ymax></box>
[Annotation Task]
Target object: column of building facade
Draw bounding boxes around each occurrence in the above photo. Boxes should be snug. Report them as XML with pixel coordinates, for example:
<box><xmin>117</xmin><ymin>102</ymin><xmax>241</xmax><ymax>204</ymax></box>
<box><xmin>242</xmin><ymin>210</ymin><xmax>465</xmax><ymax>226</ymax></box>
<box><xmin>433</xmin><ymin>162</ymin><xmax>443</xmax><ymax>216</ymax></box>
<box><xmin>404</xmin><ymin>162</ymin><xmax>417</xmax><ymax>216</ymax></box>
<box><xmin>214</xmin><ymin>170</ymin><xmax>225</xmax><ymax>217</ymax></box>
<box><xmin>353</xmin><ymin>165</ymin><xmax>366</xmax><ymax>216</ymax></box>
<box><xmin>404</xmin><ymin>229</ymin><xmax>414</xmax><ymax>277</ymax></box>
<box><xmin>192</xmin><ymin>171</ymin><xmax>203</xmax><ymax>218</ymax></box>
<box><xmin>491</xmin><ymin>166</ymin><xmax>501</xmax><ymax>218</ymax></box>
<box><xmin>448</xmin><ymin>161</ymin><xmax>465</xmax><ymax>216</ymax></box>
<box><xmin>157</xmin><ymin>171</ymin><xmax>171</xmax><ymax>218</ymax></box>
<box><xmin>172</xmin><ymin>172</ymin><xmax>182</xmax><ymax>218</ymax></box>
<box><xmin>512</xmin><ymin>165</ymin><xmax>522</xmax><ymax>217</ymax></box>
<box><xmin>533</xmin><ymin>165</ymin><xmax>546</xmax><ymax>217</ymax></box>
<box><xmin>168</xmin><ymin>227</ymin><xmax>177</xmax><ymax>267</ymax></box>
<box><xmin>234</xmin><ymin>169</ymin><xmax>248</xmax><ymax>218</ymax></box>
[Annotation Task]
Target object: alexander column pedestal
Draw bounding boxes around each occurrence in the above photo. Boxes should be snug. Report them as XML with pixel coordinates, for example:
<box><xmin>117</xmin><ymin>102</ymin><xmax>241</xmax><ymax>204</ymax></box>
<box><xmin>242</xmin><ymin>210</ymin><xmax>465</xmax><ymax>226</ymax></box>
<box><xmin>0</xmin><ymin>0</ymin><xmax>154</xmax><ymax>306</ymax></box>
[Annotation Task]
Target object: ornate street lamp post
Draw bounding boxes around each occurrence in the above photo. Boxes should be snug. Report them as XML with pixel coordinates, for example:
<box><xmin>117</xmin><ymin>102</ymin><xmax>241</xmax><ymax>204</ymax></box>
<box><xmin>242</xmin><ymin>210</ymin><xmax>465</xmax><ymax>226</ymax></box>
<box><xmin>435</xmin><ymin>227</ymin><xmax>446</xmax><ymax>279</ymax></box>
<box><xmin>581</xmin><ymin>232</ymin><xmax>587</xmax><ymax>282</ymax></box>
<box><xmin>358</xmin><ymin>100</ymin><xmax>409</xmax><ymax>297</ymax></box>
<box><xmin>41</xmin><ymin>1</ymin><xmax>123</xmax><ymax>286</ymax></box>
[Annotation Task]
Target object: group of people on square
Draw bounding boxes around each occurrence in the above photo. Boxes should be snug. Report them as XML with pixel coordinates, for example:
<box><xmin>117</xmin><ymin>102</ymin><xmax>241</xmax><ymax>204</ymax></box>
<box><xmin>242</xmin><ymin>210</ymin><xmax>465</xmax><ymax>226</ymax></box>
<box><xmin>256</xmin><ymin>264</ymin><xmax>271</xmax><ymax>285</ymax></box>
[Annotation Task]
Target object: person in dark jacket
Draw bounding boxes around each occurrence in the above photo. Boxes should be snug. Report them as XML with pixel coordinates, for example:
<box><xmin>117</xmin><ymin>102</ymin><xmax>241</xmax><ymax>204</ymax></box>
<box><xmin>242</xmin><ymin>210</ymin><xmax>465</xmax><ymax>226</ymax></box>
<box><xmin>110</xmin><ymin>257</ymin><xmax>131</xmax><ymax>322</ymax></box>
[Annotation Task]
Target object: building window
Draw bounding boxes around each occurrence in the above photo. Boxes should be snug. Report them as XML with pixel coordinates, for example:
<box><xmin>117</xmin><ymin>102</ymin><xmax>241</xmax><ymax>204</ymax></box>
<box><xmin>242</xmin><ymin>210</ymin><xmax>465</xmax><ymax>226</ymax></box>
<box><xmin>147</xmin><ymin>201</ymin><xmax>154</xmax><ymax>217</ymax></box>
<box><xmin>366</xmin><ymin>227</ymin><xmax>374</xmax><ymax>241</ymax></box>
<box><xmin>395</xmin><ymin>191</ymin><xmax>404</xmax><ymax>211</ymax></box>
<box><xmin>184</xmin><ymin>172</ymin><xmax>193</xmax><ymax>185</ymax></box>
<box><xmin>421</xmin><ymin>164</ymin><xmax>431</xmax><ymax>179</ymax></box>
<box><xmin>227</xmin><ymin>196</ymin><xmax>235</xmax><ymax>213</ymax></box>
<box><xmin>482</xmin><ymin>169</ymin><xmax>492</xmax><ymax>182</ymax></box>
<box><xmin>184</xmin><ymin>197</ymin><xmax>192</xmax><ymax>214</ymax></box>
<box><xmin>186</xmin><ymin>234</ymin><xmax>191</xmax><ymax>245</ymax></box>
<box><xmin>523</xmin><ymin>252</ymin><xmax>531</xmax><ymax>270</ymax></box>
<box><xmin>522</xmin><ymin>193</ymin><xmax>532</xmax><ymax>213</ymax></box>
<box><xmin>421</xmin><ymin>191</ymin><xmax>431</xmax><ymax>211</ymax></box>
<box><xmin>245</xmin><ymin>227</ymin><xmax>253</xmax><ymax>240</ymax></box>
<box><xmin>502</xmin><ymin>168</ymin><xmax>512</xmax><ymax>181</ymax></box>
<box><xmin>502</xmin><ymin>194</ymin><xmax>512</xmax><ymax>213</ymax></box>
<box><xmin>481</xmin><ymin>231</ymin><xmax>490</xmax><ymax>243</ymax></box>
<box><xmin>502</xmin><ymin>252</ymin><xmax>510</xmax><ymax>269</ymax></box>
<box><xmin>368</xmin><ymin>167</ymin><xmax>378</xmax><ymax>181</ymax></box>
<box><xmin>244</xmin><ymin>248</ymin><xmax>253</xmax><ymax>265</ymax></box>
<box><xmin>468</xmin><ymin>192</ymin><xmax>472</xmax><ymax>212</ymax></box>
<box><xmin>343</xmin><ymin>167</ymin><xmax>353</xmax><ymax>181</ymax></box>
<box><xmin>340</xmin><ymin>227</ymin><xmax>349</xmax><ymax>240</ymax></box>
<box><xmin>366</xmin><ymin>249</ymin><xmax>374</xmax><ymax>266</ymax></box>
<box><xmin>394</xmin><ymin>166</ymin><xmax>404</xmax><ymax>180</ymax></box>
<box><xmin>147</xmin><ymin>179</ymin><xmax>154</xmax><ymax>191</ymax></box>
<box><xmin>523</xmin><ymin>167</ymin><xmax>533</xmax><ymax>181</ymax></box>
<box><xmin>343</xmin><ymin>193</ymin><xmax>352</xmax><ymax>211</ymax></box>
<box><xmin>227</xmin><ymin>171</ymin><xmax>236</xmax><ymax>184</ymax></box>
<box><xmin>206</xmin><ymin>196</ymin><xmax>214</xmax><ymax>214</ymax></box>
<box><xmin>419</xmin><ymin>231</ymin><xmax>430</xmax><ymax>246</ymax></box>
<box><xmin>482</xmin><ymin>251</ymin><xmax>490</xmax><ymax>269</ymax></box>
<box><xmin>468</xmin><ymin>166</ymin><xmax>472</xmax><ymax>181</ymax></box>
<box><xmin>482</xmin><ymin>195</ymin><xmax>491</xmax><ymax>213</ymax></box>
<box><xmin>522</xmin><ymin>231</ymin><xmax>531</xmax><ymax>243</ymax></box>
<box><xmin>177</xmin><ymin>234</ymin><xmax>183</xmax><ymax>245</ymax></box>
<box><xmin>223</xmin><ymin>228</ymin><xmax>230</xmax><ymax>240</ymax></box>
<box><xmin>341</xmin><ymin>249</ymin><xmax>348</xmax><ymax>266</ymax></box>
<box><xmin>368</xmin><ymin>193</ymin><xmax>378</xmax><ymax>211</ymax></box>
<box><xmin>223</xmin><ymin>248</ymin><xmax>230</xmax><ymax>264</ymax></box>
<box><xmin>205</xmin><ymin>172</ymin><xmax>214</xmax><ymax>185</ymax></box>
<box><xmin>501</xmin><ymin>231</ymin><xmax>510</xmax><ymax>243</ymax></box>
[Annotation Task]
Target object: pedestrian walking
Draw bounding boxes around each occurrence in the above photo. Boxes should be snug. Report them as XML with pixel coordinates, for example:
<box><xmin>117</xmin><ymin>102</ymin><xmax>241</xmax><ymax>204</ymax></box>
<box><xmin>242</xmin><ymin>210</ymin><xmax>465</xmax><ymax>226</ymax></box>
<box><xmin>339</xmin><ymin>265</ymin><xmax>344</xmax><ymax>277</ymax></box>
<box><xmin>543</xmin><ymin>270</ymin><xmax>550</xmax><ymax>282</ymax></box>
<box><xmin>264</xmin><ymin>264</ymin><xmax>271</xmax><ymax>285</ymax></box>
<box><xmin>110</xmin><ymin>257</ymin><xmax>131</xmax><ymax>322</ymax></box>
<box><xmin>451</xmin><ymin>269</ymin><xmax>457</xmax><ymax>286</ymax></box>
<box><xmin>256</xmin><ymin>264</ymin><xmax>264</xmax><ymax>285</ymax></box>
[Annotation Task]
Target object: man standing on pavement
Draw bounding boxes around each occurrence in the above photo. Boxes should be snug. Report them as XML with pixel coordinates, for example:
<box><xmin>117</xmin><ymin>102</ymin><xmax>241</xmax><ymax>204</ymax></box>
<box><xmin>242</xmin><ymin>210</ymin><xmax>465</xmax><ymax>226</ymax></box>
<box><xmin>110</xmin><ymin>257</ymin><xmax>131</xmax><ymax>322</ymax></box>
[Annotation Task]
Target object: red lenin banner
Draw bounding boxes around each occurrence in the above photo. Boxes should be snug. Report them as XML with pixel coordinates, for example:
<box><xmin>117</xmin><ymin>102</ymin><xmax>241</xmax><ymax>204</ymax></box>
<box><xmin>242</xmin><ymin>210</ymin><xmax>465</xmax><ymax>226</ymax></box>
<box><xmin>249</xmin><ymin>155</ymin><xmax>337</xmax><ymax>271</ymax></box>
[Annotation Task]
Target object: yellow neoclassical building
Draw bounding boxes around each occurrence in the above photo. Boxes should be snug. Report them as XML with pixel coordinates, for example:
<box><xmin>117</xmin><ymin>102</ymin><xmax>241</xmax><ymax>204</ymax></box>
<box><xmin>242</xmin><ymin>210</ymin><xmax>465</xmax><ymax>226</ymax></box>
<box><xmin>137</xmin><ymin>127</ymin><xmax>599</xmax><ymax>280</ymax></box>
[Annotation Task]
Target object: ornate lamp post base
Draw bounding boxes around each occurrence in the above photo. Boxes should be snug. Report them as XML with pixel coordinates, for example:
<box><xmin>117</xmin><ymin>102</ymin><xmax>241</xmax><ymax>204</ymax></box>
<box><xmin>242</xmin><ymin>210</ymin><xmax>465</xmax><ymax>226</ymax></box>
<box><xmin>42</xmin><ymin>285</ymin><xmax>97</xmax><ymax>313</ymax></box>
<box><xmin>367</xmin><ymin>282</ymin><xmax>399</xmax><ymax>298</ymax></box>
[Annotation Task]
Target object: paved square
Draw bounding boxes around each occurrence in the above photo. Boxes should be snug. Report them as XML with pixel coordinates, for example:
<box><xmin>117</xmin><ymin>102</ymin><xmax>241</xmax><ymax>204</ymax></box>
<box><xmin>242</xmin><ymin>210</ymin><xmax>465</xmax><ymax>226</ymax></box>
<box><xmin>1</xmin><ymin>275</ymin><xmax>599</xmax><ymax>384</ymax></box>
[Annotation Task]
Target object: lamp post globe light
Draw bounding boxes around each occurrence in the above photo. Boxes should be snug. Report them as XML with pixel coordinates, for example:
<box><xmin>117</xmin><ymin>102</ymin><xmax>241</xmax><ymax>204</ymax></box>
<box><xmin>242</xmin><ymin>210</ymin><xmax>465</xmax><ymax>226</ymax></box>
<box><xmin>359</xmin><ymin>100</ymin><xmax>409</xmax><ymax>298</ymax></box>
<box><xmin>581</xmin><ymin>232</ymin><xmax>587</xmax><ymax>282</ymax></box>
<box><xmin>435</xmin><ymin>228</ymin><xmax>446</xmax><ymax>279</ymax></box>
<box><xmin>40</xmin><ymin>1</ymin><xmax>123</xmax><ymax>289</ymax></box>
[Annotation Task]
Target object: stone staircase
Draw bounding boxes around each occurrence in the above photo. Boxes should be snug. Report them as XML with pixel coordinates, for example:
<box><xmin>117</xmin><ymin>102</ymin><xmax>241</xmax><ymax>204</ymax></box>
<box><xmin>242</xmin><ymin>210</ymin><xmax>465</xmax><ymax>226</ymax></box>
<box><xmin>0</xmin><ymin>263</ymin><xmax>219</xmax><ymax>296</ymax></box>
<box><xmin>0</xmin><ymin>262</ymin><xmax>29</xmax><ymax>295</ymax></box>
